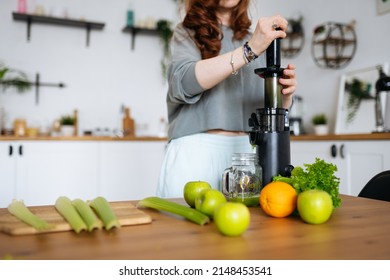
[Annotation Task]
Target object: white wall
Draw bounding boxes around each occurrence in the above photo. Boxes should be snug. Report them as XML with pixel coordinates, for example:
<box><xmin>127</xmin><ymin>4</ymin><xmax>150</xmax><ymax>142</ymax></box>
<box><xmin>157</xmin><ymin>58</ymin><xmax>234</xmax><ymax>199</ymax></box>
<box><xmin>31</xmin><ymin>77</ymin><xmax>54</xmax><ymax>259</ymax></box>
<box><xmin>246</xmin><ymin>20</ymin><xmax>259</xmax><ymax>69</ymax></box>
<box><xmin>256</xmin><ymin>0</ymin><xmax>390</xmax><ymax>132</ymax></box>
<box><xmin>1</xmin><ymin>0</ymin><xmax>389</xmax><ymax>135</ymax></box>
<box><xmin>0</xmin><ymin>0</ymin><xmax>178</xmax><ymax>136</ymax></box>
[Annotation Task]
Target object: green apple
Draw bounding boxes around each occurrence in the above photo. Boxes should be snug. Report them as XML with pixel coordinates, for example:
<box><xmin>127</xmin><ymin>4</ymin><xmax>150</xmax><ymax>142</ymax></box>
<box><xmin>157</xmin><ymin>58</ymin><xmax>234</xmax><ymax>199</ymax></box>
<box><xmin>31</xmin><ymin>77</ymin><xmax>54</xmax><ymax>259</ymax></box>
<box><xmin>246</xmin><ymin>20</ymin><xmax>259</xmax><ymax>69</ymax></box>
<box><xmin>297</xmin><ymin>189</ymin><xmax>333</xmax><ymax>225</ymax></box>
<box><xmin>195</xmin><ymin>189</ymin><xmax>226</xmax><ymax>218</ymax></box>
<box><xmin>214</xmin><ymin>202</ymin><xmax>250</xmax><ymax>237</ymax></box>
<box><xmin>183</xmin><ymin>181</ymin><xmax>212</xmax><ymax>208</ymax></box>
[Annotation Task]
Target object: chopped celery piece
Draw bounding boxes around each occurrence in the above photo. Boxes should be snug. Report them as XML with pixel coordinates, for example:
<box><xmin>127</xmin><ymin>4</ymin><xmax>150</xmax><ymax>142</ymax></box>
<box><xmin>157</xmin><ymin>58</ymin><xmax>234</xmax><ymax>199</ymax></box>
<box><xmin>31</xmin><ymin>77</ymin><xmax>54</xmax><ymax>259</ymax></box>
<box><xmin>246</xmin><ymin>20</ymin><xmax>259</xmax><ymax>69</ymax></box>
<box><xmin>7</xmin><ymin>200</ymin><xmax>53</xmax><ymax>231</ymax></box>
<box><xmin>137</xmin><ymin>197</ymin><xmax>210</xmax><ymax>225</ymax></box>
<box><xmin>89</xmin><ymin>196</ymin><xmax>120</xmax><ymax>230</ymax></box>
<box><xmin>72</xmin><ymin>199</ymin><xmax>102</xmax><ymax>231</ymax></box>
<box><xmin>55</xmin><ymin>196</ymin><xmax>87</xmax><ymax>233</ymax></box>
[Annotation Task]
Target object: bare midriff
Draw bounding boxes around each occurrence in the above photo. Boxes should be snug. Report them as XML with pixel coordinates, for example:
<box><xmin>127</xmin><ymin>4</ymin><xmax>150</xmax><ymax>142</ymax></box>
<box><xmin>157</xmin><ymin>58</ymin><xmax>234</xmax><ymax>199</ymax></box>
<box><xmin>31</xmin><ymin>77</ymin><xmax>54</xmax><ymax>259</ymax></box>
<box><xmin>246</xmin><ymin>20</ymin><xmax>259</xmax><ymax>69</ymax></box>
<box><xmin>207</xmin><ymin>129</ymin><xmax>248</xmax><ymax>136</ymax></box>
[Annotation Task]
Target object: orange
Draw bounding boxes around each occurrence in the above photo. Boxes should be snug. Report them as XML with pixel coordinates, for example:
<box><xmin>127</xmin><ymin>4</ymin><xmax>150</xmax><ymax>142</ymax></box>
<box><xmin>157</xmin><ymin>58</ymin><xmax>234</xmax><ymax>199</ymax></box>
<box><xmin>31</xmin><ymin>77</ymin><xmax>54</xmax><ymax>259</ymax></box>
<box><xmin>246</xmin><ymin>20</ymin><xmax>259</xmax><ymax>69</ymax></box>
<box><xmin>259</xmin><ymin>181</ymin><xmax>297</xmax><ymax>218</ymax></box>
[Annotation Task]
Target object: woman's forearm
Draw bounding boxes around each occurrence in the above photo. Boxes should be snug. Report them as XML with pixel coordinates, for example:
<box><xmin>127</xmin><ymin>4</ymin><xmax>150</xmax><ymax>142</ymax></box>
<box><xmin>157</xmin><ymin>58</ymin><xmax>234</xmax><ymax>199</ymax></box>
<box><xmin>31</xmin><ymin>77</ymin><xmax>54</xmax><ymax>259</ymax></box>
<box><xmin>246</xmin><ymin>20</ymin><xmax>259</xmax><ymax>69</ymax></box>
<box><xmin>194</xmin><ymin>46</ymin><xmax>246</xmax><ymax>90</ymax></box>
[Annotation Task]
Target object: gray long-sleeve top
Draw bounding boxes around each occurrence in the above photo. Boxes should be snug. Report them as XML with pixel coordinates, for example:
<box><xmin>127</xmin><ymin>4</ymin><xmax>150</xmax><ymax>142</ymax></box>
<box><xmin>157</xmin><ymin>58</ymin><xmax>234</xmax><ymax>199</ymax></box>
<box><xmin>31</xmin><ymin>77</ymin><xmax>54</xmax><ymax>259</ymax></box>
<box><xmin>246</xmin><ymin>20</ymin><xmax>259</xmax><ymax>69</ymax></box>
<box><xmin>166</xmin><ymin>23</ymin><xmax>265</xmax><ymax>141</ymax></box>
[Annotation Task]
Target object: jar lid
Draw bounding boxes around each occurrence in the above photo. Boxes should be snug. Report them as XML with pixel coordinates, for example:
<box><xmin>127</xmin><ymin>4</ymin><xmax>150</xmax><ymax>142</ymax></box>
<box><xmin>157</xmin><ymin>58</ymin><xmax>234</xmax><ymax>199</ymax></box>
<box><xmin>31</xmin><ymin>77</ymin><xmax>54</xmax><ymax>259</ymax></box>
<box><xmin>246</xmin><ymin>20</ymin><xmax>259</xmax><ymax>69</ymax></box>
<box><xmin>231</xmin><ymin>153</ymin><xmax>258</xmax><ymax>165</ymax></box>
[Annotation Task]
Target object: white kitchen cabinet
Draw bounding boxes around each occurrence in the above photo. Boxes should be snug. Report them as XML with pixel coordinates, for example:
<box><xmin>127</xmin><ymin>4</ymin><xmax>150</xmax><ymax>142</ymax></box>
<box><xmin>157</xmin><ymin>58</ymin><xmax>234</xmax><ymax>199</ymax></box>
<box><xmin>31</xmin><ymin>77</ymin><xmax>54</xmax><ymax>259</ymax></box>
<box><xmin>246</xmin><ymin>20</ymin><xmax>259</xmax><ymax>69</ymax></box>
<box><xmin>0</xmin><ymin>142</ymin><xmax>18</xmax><ymax>207</ymax></box>
<box><xmin>0</xmin><ymin>141</ymin><xmax>99</xmax><ymax>207</ymax></box>
<box><xmin>291</xmin><ymin>140</ymin><xmax>390</xmax><ymax>196</ymax></box>
<box><xmin>98</xmin><ymin>141</ymin><xmax>166</xmax><ymax>201</ymax></box>
<box><xmin>1</xmin><ymin>139</ymin><xmax>167</xmax><ymax>207</ymax></box>
<box><xmin>343</xmin><ymin>141</ymin><xmax>390</xmax><ymax>195</ymax></box>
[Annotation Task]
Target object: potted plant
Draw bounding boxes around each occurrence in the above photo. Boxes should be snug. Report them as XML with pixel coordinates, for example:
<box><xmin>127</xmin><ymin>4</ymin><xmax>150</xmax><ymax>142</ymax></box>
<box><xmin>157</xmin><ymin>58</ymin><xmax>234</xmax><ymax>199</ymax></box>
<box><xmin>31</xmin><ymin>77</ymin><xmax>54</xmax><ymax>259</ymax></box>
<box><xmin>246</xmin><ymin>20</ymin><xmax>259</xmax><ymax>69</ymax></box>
<box><xmin>156</xmin><ymin>19</ymin><xmax>173</xmax><ymax>79</ymax></box>
<box><xmin>344</xmin><ymin>78</ymin><xmax>373</xmax><ymax>124</ymax></box>
<box><xmin>312</xmin><ymin>113</ymin><xmax>329</xmax><ymax>135</ymax></box>
<box><xmin>0</xmin><ymin>62</ymin><xmax>31</xmax><ymax>93</ymax></box>
<box><xmin>59</xmin><ymin>115</ymin><xmax>75</xmax><ymax>136</ymax></box>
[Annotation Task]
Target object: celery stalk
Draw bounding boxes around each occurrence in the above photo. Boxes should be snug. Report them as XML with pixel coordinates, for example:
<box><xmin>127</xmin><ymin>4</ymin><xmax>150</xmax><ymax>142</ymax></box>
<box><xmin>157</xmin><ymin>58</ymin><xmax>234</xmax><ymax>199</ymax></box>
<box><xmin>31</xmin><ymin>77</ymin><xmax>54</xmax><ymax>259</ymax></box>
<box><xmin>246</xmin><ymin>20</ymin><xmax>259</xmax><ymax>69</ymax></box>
<box><xmin>55</xmin><ymin>196</ymin><xmax>87</xmax><ymax>233</ymax></box>
<box><xmin>72</xmin><ymin>199</ymin><xmax>102</xmax><ymax>231</ymax></box>
<box><xmin>7</xmin><ymin>199</ymin><xmax>53</xmax><ymax>231</ymax></box>
<box><xmin>89</xmin><ymin>196</ymin><xmax>120</xmax><ymax>230</ymax></box>
<box><xmin>137</xmin><ymin>197</ymin><xmax>210</xmax><ymax>225</ymax></box>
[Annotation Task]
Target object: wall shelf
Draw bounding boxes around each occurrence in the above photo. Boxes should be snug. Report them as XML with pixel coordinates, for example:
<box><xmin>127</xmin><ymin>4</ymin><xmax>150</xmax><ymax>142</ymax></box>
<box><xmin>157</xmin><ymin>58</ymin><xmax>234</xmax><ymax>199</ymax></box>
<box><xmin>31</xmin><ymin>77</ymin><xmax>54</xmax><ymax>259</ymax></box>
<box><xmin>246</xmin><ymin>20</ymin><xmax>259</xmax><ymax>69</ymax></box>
<box><xmin>281</xmin><ymin>19</ymin><xmax>305</xmax><ymax>58</ymax></box>
<box><xmin>12</xmin><ymin>12</ymin><xmax>105</xmax><ymax>47</ymax></box>
<box><xmin>313</xmin><ymin>37</ymin><xmax>356</xmax><ymax>45</ymax></box>
<box><xmin>282</xmin><ymin>32</ymin><xmax>305</xmax><ymax>58</ymax></box>
<box><xmin>122</xmin><ymin>26</ymin><xmax>158</xmax><ymax>50</ymax></box>
<box><xmin>311</xmin><ymin>21</ymin><xmax>357</xmax><ymax>69</ymax></box>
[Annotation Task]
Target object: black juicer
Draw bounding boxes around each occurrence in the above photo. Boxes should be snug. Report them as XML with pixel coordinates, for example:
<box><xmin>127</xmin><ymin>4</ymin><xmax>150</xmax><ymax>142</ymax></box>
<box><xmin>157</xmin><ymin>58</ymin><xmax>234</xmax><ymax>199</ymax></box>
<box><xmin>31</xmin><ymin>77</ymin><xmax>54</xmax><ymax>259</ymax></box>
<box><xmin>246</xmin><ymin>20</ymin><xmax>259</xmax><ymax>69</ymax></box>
<box><xmin>248</xmin><ymin>34</ymin><xmax>293</xmax><ymax>187</ymax></box>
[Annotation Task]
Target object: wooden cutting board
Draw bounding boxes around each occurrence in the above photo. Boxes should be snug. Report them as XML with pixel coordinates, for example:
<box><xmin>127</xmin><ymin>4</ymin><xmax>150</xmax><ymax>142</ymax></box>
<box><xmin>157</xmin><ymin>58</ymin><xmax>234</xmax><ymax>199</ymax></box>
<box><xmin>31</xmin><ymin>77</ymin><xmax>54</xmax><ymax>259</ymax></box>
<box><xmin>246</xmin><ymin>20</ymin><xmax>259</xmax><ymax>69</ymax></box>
<box><xmin>0</xmin><ymin>201</ymin><xmax>152</xmax><ymax>236</ymax></box>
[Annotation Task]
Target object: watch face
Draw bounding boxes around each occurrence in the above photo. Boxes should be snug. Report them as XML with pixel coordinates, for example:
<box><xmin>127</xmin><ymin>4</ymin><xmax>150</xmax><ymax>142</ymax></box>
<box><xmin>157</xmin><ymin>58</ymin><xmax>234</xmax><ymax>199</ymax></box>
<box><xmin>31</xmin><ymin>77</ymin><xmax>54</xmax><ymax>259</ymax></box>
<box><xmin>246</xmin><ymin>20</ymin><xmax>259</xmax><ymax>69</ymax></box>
<box><xmin>244</xmin><ymin>42</ymin><xmax>257</xmax><ymax>62</ymax></box>
<box><xmin>248</xmin><ymin>52</ymin><xmax>255</xmax><ymax>61</ymax></box>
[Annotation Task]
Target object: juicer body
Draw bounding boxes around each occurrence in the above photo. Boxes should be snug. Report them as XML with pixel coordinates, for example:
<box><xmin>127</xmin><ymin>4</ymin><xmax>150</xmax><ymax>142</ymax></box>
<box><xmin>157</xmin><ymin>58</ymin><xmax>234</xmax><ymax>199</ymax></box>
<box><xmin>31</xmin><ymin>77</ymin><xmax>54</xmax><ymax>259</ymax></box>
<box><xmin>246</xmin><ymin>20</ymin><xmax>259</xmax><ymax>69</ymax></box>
<box><xmin>249</xmin><ymin>108</ymin><xmax>292</xmax><ymax>187</ymax></box>
<box><xmin>250</xmin><ymin>130</ymin><xmax>291</xmax><ymax>187</ymax></box>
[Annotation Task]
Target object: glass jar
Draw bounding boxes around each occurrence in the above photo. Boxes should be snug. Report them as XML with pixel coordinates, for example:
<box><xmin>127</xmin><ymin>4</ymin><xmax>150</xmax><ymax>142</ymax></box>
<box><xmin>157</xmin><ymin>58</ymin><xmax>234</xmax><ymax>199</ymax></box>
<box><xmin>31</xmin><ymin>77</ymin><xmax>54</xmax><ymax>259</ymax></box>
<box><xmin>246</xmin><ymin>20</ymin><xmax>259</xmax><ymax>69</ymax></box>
<box><xmin>222</xmin><ymin>153</ymin><xmax>262</xmax><ymax>207</ymax></box>
<box><xmin>13</xmin><ymin>119</ymin><xmax>27</xmax><ymax>137</ymax></box>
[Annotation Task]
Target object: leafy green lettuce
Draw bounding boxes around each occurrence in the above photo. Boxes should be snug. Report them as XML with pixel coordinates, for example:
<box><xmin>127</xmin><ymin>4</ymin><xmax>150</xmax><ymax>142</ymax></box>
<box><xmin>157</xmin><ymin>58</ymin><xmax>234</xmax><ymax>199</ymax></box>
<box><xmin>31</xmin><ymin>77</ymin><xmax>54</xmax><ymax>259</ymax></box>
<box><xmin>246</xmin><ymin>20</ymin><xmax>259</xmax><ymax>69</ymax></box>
<box><xmin>273</xmin><ymin>158</ymin><xmax>342</xmax><ymax>208</ymax></box>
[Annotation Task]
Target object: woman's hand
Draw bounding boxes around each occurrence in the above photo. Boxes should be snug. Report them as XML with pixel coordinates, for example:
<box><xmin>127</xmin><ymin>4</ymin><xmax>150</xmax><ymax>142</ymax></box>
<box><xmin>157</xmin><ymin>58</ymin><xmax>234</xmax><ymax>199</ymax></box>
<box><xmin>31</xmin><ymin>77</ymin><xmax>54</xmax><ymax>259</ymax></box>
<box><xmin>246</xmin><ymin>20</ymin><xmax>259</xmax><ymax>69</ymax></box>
<box><xmin>280</xmin><ymin>64</ymin><xmax>297</xmax><ymax>108</ymax></box>
<box><xmin>248</xmin><ymin>14</ymin><xmax>288</xmax><ymax>56</ymax></box>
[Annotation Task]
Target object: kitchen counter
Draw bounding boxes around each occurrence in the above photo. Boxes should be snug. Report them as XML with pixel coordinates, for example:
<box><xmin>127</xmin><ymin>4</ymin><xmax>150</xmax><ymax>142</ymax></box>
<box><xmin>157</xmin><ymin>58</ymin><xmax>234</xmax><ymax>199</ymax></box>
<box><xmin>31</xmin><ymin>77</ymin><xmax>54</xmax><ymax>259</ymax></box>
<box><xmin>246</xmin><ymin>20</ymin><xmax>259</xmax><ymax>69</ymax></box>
<box><xmin>2</xmin><ymin>132</ymin><xmax>390</xmax><ymax>141</ymax></box>
<box><xmin>1</xmin><ymin>195</ymin><xmax>389</xmax><ymax>260</ymax></box>
<box><xmin>291</xmin><ymin>132</ymin><xmax>390</xmax><ymax>141</ymax></box>
<box><xmin>0</xmin><ymin>135</ymin><xmax>167</xmax><ymax>141</ymax></box>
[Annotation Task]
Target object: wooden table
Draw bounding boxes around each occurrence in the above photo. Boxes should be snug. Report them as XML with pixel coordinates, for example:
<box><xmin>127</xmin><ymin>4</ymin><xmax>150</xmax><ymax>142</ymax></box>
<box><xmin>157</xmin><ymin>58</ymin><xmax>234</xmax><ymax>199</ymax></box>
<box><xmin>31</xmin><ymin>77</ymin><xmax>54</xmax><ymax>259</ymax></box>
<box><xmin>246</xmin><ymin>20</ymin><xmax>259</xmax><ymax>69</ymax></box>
<box><xmin>0</xmin><ymin>195</ymin><xmax>389</xmax><ymax>260</ymax></box>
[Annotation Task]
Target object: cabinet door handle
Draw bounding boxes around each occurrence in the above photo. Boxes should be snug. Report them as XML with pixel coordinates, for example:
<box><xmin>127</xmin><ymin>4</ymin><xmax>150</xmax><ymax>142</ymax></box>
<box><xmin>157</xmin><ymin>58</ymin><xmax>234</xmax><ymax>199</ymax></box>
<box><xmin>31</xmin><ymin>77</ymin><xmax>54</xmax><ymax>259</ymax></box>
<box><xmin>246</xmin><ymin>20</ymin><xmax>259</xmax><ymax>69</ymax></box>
<box><xmin>9</xmin><ymin>145</ymin><xmax>13</xmax><ymax>156</ymax></box>
<box><xmin>331</xmin><ymin>144</ymin><xmax>337</xmax><ymax>158</ymax></box>
<box><xmin>19</xmin><ymin>145</ymin><xmax>23</xmax><ymax>156</ymax></box>
<box><xmin>339</xmin><ymin>144</ymin><xmax>345</xmax><ymax>159</ymax></box>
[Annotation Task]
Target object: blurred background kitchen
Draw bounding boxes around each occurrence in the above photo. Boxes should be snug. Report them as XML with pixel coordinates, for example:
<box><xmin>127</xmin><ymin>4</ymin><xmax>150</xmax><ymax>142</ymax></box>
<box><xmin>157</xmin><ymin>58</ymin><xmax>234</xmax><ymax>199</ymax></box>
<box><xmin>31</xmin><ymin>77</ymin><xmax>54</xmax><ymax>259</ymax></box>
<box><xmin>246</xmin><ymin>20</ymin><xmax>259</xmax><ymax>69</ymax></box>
<box><xmin>0</xmin><ymin>0</ymin><xmax>389</xmax><ymax>207</ymax></box>
<box><xmin>0</xmin><ymin>0</ymin><xmax>179</xmax><ymax>137</ymax></box>
<box><xmin>0</xmin><ymin>0</ymin><xmax>389</xmax><ymax>136</ymax></box>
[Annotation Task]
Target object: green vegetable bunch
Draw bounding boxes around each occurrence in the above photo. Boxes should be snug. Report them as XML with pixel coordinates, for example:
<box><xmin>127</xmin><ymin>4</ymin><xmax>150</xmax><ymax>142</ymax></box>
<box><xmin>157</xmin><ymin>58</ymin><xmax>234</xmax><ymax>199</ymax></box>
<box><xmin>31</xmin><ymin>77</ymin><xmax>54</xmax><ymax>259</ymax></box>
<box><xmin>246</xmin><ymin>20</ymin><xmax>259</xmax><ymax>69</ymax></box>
<box><xmin>273</xmin><ymin>158</ymin><xmax>342</xmax><ymax>208</ymax></box>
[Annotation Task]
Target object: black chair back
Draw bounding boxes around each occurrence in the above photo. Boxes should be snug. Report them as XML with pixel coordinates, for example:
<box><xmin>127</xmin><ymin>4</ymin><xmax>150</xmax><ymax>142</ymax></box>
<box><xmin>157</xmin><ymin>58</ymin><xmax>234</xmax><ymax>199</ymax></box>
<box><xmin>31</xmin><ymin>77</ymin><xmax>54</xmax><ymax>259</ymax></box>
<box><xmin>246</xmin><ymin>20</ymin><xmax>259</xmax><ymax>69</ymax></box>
<box><xmin>358</xmin><ymin>170</ymin><xmax>390</xmax><ymax>202</ymax></box>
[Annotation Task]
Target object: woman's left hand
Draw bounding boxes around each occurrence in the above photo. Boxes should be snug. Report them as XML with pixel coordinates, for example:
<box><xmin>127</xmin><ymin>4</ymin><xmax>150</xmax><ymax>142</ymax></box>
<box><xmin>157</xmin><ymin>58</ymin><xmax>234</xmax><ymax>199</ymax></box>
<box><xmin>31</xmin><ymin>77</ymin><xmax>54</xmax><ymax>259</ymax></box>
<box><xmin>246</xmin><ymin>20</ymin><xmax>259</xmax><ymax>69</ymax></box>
<box><xmin>280</xmin><ymin>63</ymin><xmax>297</xmax><ymax>108</ymax></box>
<box><xmin>280</xmin><ymin>64</ymin><xmax>297</xmax><ymax>94</ymax></box>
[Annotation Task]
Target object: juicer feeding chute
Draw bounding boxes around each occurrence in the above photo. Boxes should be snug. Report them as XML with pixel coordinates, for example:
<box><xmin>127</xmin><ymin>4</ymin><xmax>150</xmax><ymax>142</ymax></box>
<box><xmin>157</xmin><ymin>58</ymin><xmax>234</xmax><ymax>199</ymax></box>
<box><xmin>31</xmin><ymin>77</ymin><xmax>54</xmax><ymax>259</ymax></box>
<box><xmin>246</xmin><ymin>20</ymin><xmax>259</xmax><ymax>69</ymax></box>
<box><xmin>248</xmin><ymin>33</ymin><xmax>293</xmax><ymax>187</ymax></box>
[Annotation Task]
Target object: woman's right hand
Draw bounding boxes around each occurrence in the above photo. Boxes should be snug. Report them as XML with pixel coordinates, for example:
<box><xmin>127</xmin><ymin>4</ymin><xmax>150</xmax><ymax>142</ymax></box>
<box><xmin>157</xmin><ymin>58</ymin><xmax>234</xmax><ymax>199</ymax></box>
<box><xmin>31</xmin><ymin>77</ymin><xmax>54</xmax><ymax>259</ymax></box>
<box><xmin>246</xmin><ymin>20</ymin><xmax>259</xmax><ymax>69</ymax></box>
<box><xmin>248</xmin><ymin>14</ymin><xmax>288</xmax><ymax>56</ymax></box>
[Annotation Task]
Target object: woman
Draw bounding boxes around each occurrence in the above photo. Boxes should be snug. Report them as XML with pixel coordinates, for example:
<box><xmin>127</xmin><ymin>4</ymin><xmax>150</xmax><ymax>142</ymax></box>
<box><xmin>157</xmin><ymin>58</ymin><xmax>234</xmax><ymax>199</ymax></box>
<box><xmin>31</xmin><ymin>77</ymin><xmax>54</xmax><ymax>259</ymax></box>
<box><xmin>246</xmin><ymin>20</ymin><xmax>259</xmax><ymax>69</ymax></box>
<box><xmin>157</xmin><ymin>0</ymin><xmax>297</xmax><ymax>198</ymax></box>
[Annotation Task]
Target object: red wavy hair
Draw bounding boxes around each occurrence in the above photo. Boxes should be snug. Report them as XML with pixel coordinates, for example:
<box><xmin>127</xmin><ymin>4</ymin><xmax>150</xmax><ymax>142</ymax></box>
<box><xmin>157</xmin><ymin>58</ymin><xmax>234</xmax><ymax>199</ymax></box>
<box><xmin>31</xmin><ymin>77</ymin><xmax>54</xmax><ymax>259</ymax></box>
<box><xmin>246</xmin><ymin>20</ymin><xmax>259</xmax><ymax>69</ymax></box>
<box><xmin>183</xmin><ymin>0</ymin><xmax>251</xmax><ymax>59</ymax></box>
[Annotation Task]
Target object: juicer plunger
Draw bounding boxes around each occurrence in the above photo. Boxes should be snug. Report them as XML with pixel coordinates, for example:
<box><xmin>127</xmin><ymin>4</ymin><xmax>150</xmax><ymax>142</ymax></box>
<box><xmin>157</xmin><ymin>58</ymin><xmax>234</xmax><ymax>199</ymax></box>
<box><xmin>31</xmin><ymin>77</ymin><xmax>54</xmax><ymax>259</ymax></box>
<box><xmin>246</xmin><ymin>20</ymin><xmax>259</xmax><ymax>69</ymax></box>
<box><xmin>248</xmin><ymin>32</ymin><xmax>293</xmax><ymax>187</ymax></box>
